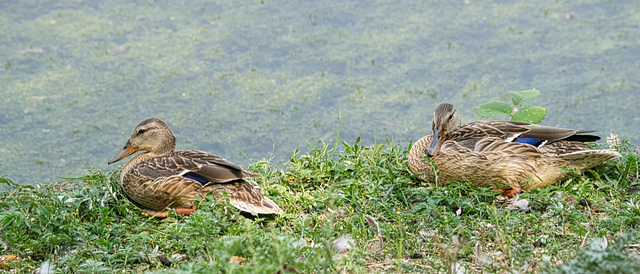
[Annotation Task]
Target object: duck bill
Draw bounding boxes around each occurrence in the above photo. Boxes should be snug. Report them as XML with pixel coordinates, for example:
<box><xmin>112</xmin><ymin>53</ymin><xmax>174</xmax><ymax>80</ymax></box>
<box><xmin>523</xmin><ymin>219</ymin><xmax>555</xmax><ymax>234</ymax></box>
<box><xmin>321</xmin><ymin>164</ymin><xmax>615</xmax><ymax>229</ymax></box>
<box><xmin>427</xmin><ymin>129</ymin><xmax>445</xmax><ymax>157</ymax></box>
<box><xmin>108</xmin><ymin>142</ymin><xmax>138</xmax><ymax>164</ymax></box>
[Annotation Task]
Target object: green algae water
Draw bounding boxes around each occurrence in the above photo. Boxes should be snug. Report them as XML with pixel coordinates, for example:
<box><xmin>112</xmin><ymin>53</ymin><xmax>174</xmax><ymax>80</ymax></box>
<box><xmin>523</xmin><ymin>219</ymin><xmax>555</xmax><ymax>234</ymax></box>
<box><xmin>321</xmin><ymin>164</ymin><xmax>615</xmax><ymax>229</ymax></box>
<box><xmin>1</xmin><ymin>0</ymin><xmax>638</xmax><ymax>184</ymax></box>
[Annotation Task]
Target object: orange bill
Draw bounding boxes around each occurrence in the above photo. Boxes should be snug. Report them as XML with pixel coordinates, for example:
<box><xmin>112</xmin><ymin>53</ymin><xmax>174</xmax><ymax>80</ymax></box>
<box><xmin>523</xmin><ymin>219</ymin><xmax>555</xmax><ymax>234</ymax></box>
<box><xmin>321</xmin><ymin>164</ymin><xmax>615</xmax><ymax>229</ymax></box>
<box><xmin>108</xmin><ymin>142</ymin><xmax>138</xmax><ymax>164</ymax></box>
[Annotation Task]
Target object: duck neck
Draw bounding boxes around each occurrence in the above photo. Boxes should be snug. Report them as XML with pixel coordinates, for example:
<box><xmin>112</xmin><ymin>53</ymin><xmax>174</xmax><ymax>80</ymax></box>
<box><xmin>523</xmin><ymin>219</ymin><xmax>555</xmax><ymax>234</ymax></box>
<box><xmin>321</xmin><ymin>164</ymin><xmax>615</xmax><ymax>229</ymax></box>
<box><xmin>120</xmin><ymin>151</ymin><xmax>165</xmax><ymax>182</ymax></box>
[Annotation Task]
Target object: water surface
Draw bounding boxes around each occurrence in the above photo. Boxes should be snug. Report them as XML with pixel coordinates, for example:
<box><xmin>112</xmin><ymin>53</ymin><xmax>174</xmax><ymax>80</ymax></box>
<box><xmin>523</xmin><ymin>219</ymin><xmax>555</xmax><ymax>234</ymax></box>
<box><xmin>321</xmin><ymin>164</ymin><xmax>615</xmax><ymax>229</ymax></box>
<box><xmin>1</xmin><ymin>0</ymin><xmax>638</xmax><ymax>184</ymax></box>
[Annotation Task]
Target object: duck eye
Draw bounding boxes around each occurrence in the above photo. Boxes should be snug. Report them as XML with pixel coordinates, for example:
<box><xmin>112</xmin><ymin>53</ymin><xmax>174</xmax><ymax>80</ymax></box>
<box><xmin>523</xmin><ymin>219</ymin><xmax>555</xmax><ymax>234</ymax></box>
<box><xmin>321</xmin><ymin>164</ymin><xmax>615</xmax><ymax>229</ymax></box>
<box><xmin>448</xmin><ymin>114</ymin><xmax>454</xmax><ymax>120</ymax></box>
<box><xmin>137</xmin><ymin>129</ymin><xmax>147</xmax><ymax>135</ymax></box>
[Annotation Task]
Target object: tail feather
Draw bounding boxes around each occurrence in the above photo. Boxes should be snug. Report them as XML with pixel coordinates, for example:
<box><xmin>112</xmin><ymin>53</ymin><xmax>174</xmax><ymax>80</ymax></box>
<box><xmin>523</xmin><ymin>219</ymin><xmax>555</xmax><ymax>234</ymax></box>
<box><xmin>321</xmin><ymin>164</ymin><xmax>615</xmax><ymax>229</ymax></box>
<box><xmin>230</xmin><ymin>196</ymin><xmax>283</xmax><ymax>215</ymax></box>
<box><xmin>204</xmin><ymin>181</ymin><xmax>283</xmax><ymax>215</ymax></box>
<box><xmin>563</xmin><ymin>134</ymin><xmax>600</xmax><ymax>143</ymax></box>
<box><xmin>560</xmin><ymin>149</ymin><xmax>621</xmax><ymax>169</ymax></box>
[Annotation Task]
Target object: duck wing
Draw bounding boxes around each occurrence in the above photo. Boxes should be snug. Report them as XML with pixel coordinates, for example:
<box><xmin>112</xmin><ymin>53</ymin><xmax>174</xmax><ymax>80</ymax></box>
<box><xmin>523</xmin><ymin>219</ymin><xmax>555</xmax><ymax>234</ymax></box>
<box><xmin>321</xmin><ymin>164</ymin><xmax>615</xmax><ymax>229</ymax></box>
<box><xmin>447</xmin><ymin>121</ymin><xmax>531</xmax><ymax>149</ymax></box>
<box><xmin>517</xmin><ymin>124</ymin><xmax>599</xmax><ymax>142</ymax></box>
<box><xmin>450</xmin><ymin>121</ymin><xmax>599</xmax><ymax>148</ymax></box>
<box><xmin>136</xmin><ymin>150</ymin><xmax>259</xmax><ymax>185</ymax></box>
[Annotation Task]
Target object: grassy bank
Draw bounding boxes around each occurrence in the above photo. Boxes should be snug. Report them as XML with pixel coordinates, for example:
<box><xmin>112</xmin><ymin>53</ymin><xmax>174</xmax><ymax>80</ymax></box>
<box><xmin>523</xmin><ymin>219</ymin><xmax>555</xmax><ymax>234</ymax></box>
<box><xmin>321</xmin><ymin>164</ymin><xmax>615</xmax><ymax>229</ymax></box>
<box><xmin>1</xmin><ymin>138</ymin><xmax>639</xmax><ymax>273</ymax></box>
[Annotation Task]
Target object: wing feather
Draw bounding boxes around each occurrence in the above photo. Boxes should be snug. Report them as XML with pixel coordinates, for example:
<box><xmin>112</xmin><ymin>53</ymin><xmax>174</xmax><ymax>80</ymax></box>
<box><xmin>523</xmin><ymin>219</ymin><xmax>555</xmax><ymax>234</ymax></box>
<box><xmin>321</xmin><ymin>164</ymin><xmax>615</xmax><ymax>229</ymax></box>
<box><xmin>135</xmin><ymin>150</ymin><xmax>259</xmax><ymax>186</ymax></box>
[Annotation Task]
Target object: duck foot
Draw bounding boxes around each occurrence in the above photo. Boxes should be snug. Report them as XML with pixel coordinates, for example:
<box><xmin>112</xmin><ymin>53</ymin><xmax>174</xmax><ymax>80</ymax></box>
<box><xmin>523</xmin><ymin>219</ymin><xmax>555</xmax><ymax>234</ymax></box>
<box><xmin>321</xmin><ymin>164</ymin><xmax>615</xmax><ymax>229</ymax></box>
<box><xmin>143</xmin><ymin>206</ymin><xmax>197</xmax><ymax>218</ymax></box>
<box><xmin>143</xmin><ymin>209</ymin><xmax>170</xmax><ymax>218</ymax></box>
<box><xmin>499</xmin><ymin>187</ymin><xmax>521</xmax><ymax>197</ymax></box>
<box><xmin>174</xmin><ymin>206</ymin><xmax>197</xmax><ymax>215</ymax></box>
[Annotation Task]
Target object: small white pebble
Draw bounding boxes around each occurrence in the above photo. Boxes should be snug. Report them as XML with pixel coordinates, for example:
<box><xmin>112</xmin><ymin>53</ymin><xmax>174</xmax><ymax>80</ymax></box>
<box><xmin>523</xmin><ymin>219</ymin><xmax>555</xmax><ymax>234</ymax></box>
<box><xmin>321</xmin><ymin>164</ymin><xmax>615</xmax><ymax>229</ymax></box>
<box><xmin>39</xmin><ymin>259</ymin><xmax>55</xmax><ymax>274</ymax></box>
<box><xmin>512</xmin><ymin>199</ymin><xmax>530</xmax><ymax>211</ymax></box>
<box><xmin>452</xmin><ymin>262</ymin><xmax>465</xmax><ymax>274</ymax></box>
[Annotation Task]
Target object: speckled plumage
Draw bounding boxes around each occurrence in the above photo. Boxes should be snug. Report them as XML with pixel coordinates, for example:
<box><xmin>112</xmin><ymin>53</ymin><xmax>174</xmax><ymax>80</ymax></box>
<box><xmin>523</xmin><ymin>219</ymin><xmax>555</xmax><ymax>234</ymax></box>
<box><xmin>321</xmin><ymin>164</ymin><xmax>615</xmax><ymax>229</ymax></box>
<box><xmin>408</xmin><ymin>103</ymin><xmax>621</xmax><ymax>195</ymax></box>
<box><xmin>109</xmin><ymin>118</ymin><xmax>282</xmax><ymax>215</ymax></box>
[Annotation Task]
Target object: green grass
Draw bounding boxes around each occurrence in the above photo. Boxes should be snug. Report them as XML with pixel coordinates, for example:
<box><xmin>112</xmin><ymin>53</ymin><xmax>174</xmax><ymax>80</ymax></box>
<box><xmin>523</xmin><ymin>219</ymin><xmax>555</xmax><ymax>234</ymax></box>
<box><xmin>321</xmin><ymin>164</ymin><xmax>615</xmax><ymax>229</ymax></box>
<box><xmin>1</xmin><ymin>138</ymin><xmax>639</xmax><ymax>273</ymax></box>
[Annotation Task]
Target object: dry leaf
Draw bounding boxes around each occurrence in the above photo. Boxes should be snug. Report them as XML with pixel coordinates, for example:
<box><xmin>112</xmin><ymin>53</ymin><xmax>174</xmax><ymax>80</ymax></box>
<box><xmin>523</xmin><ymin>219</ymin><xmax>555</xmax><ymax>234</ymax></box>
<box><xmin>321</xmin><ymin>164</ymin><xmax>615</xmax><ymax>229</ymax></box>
<box><xmin>229</xmin><ymin>256</ymin><xmax>247</xmax><ymax>265</ymax></box>
<box><xmin>364</xmin><ymin>215</ymin><xmax>384</xmax><ymax>254</ymax></box>
<box><xmin>473</xmin><ymin>242</ymin><xmax>492</xmax><ymax>266</ymax></box>
<box><xmin>331</xmin><ymin>235</ymin><xmax>354</xmax><ymax>254</ymax></box>
<box><xmin>364</xmin><ymin>214</ymin><xmax>383</xmax><ymax>242</ymax></box>
<box><xmin>0</xmin><ymin>255</ymin><xmax>21</xmax><ymax>269</ymax></box>
<box><xmin>419</xmin><ymin>229</ymin><xmax>438</xmax><ymax>238</ymax></box>
<box><xmin>452</xmin><ymin>235</ymin><xmax>462</xmax><ymax>249</ymax></box>
<box><xmin>171</xmin><ymin>254</ymin><xmax>189</xmax><ymax>261</ymax></box>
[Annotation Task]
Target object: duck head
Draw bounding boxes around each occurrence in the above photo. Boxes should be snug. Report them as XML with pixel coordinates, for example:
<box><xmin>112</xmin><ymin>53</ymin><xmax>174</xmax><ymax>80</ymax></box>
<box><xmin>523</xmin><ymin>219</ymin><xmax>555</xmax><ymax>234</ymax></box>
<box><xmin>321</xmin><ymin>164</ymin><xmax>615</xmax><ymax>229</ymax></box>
<box><xmin>427</xmin><ymin>103</ymin><xmax>461</xmax><ymax>157</ymax></box>
<box><xmin>108</xmin><ymin>118</ymin><xmax>177</xmax><ymax>164</ymax></box>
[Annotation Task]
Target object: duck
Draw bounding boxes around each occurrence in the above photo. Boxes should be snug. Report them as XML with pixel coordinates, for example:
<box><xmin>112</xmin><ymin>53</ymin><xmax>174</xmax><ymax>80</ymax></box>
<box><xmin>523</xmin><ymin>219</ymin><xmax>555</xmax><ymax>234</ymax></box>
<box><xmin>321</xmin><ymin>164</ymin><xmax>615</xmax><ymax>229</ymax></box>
<box><xmin>108</xmin><ymin>118</ymin><xmax>283</xmax><ymax>217</ymax></box>
<box><xmin>408</xmin><ymin>103</ymin><xmax>621</xmax><ymax>196</ymax></box>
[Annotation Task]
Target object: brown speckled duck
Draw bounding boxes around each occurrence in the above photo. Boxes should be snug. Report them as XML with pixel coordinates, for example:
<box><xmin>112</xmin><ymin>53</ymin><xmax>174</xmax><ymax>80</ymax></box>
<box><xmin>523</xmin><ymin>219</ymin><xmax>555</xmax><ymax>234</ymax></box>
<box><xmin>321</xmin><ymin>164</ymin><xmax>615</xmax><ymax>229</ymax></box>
<box><xmin>108</xmin><ymin>118</ymin><xmax>283</xmax><ymax>217</ymax></box>
<box><xmin>408</xmin><ymin>103</ymin><xmax>621</xmax><ymax>196</ymax></box>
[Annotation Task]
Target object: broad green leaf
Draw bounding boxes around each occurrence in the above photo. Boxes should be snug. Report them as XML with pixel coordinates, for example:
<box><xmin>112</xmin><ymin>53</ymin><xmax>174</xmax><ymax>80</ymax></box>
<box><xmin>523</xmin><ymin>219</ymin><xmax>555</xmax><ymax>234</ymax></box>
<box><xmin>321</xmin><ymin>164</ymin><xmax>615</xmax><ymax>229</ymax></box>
<box><xmin>509</xmin><ymin>89</ymin><xmax>540</xmax><ymax>106</ymax></box>
<box><xmin>474</xmin><ymin>102</ymin><xmax>513</xmax><ymax>118</ymax></box>
<box><xmin>511</xmin><ymin>105</ymin><xmax>546</xmax><ymax>124</ymax></box>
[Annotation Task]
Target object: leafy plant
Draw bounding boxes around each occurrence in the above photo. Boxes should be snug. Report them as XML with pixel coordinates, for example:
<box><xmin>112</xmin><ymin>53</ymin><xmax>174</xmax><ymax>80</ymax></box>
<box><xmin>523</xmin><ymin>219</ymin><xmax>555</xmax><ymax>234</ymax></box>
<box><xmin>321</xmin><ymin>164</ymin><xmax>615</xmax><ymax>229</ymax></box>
<box><xmin>474</xmin><ymin>89</ymin><xmax>547</xmax><ymax>124</ymax></box>
<box><xmin>542</xmin><ymin>234</ymin><xmax>640</xmax><ymax>274</ymax></box>
<box><xmin>0</xmin><ymin>136</ymin><xmax>638</xmax><ymax>272</ymax></box>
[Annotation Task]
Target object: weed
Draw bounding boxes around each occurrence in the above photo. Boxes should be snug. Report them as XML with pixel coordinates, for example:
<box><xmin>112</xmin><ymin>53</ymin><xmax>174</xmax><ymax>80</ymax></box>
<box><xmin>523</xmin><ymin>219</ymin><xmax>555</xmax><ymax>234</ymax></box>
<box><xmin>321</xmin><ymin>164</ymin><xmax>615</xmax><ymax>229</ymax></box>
<box><xmin>0</xmin><ymin>139</ymin><xmax>638</xmax><ymax>272</ymax></box>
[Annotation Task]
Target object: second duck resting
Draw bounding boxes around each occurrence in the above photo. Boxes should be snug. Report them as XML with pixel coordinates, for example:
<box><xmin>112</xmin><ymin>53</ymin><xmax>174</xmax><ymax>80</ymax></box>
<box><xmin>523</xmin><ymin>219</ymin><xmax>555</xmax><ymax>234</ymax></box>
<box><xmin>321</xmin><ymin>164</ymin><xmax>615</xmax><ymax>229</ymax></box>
<box><xmin>409</xmin><ymin>103</ymin><xmax>621</xmax><ymax>196</ymax></box>
<box><xmin>108</xmin><ymin>118</ymin><xmax>283</xmax><ymax>217</ymax></box>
